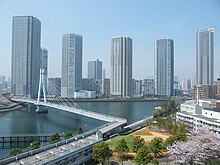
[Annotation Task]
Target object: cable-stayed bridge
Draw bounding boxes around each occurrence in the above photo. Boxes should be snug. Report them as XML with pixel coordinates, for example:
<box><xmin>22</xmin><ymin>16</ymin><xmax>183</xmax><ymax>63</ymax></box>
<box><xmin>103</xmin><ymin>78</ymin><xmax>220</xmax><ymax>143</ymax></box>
<box><xmin>1</xmin><ymin>69</ymin><xmax>127</xmax><ymax>164</ymax></box>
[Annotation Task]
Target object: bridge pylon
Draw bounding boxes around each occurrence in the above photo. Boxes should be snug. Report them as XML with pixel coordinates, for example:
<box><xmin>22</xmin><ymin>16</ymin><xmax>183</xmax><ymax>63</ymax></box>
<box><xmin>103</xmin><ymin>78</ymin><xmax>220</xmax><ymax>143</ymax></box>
<box><xmin>37</xmin><ymin>69</ymin><xmax>47</xmax><ymax>104</ymax></box>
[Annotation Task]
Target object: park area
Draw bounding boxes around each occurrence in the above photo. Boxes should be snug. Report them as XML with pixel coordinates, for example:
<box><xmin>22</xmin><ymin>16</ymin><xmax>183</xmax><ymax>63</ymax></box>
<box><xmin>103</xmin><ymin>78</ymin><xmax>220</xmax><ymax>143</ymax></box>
<box><xmin>106</xmin><ymin>127</ymin><xmax>172</xmax><ymax>152</ymax></box>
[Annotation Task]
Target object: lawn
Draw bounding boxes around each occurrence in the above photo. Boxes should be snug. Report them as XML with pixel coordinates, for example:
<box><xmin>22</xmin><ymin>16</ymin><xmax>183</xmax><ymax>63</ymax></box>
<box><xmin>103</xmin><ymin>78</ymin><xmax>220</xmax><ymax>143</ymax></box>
<box><xmin>105</xmin><ymin>127</ymin><xmax>172</xmax><ymax>151</ymax></box>
<box><xmin>106</xmin><ymin>134</ymin><xmax>134</xmax><ymax>150</ymax></box>
<box><xmin>133</xmin><ymin>129</ymin><xmax>152</xmax><ymax>136</ymax></box>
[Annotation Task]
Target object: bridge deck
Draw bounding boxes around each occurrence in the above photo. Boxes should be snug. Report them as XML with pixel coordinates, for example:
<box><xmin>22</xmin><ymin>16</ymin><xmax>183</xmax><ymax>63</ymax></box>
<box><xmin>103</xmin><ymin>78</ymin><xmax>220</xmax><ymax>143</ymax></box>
<box><xmin>12</xmin><ymin>98</ymin><xmax>126</xmax><ymax>123</ymax></box>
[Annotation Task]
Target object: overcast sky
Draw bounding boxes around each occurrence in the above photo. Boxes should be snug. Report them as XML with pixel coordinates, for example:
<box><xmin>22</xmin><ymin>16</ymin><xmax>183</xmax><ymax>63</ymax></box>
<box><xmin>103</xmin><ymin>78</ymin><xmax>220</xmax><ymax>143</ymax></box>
<box><xmin>0</xmin><ymin>0</ymin><xmax>220</xmax><ymax>80</ymax></box>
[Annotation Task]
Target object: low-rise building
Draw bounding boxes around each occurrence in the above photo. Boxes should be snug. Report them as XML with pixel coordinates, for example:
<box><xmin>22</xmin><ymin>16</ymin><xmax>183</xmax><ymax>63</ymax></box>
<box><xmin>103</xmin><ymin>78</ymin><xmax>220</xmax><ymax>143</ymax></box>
<box><xmin>176</xmin><ymin>99</ymin><xmax>220</xmax><ymax>133</ymax></box>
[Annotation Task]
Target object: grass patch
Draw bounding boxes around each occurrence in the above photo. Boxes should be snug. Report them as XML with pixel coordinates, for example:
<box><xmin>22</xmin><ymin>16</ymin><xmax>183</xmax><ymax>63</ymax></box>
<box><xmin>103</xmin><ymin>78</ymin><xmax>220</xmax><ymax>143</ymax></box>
<box><xmin>106</xmin><ymin>134</ymin><xmax>134</xmax><ymax>151</ymax></box>
<box><xmin>134</xmin><ymin>129</ymin><xmax>152</xmax><ymax>136</ymax></box>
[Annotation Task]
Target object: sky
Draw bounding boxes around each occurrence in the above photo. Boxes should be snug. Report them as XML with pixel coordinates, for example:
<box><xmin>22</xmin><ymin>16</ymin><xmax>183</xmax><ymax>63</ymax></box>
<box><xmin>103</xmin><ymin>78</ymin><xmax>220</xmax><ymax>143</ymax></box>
<box><xmin>0</xmin><ymin>0</ymin><xmax>220</xmax><ymax>80</ymax></box>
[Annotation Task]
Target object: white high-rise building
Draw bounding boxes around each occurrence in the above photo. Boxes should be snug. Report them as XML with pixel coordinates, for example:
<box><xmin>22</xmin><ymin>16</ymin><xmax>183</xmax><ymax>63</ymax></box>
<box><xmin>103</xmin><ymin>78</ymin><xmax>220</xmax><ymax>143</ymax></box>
<box><xmin>196</xmin><ymin>28</ymin><xmax>214</xmax><ymax>85</ymax></box>
<box><xmin>11</xmin><ymin>16</ymin><xmax>41</xmax><ymax>98</ymax></box>
<box><xmin>155</xmin><ymin>39</ymin><xmax>174</xmax><ymax>96</ymax></box>
<box><xmin>88</xmin><ymin>59</ymin><xmax>102</xmax><ymax>80</ymax></box>
<box><xmin>110</xmin><ymin>36</ymin><xmax>132</xmax><ymax>98</ymax></box>
<box><xmin>61</xmin><ymin>33</ymin><xmax>82</xmax><ymax>97</ymax></box>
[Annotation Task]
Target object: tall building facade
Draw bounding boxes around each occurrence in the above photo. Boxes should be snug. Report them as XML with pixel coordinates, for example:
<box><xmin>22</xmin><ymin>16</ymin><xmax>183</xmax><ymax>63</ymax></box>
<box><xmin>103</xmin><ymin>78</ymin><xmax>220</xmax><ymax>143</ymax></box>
<box><xmin>61</xmin><ymin>33</ymin><xmax>82</xmax><ymax>97</ymax></box>
<box><xmin>110</xmin><ymin>36</ymin><xmax>132</xmax><ymax>97</ymax></box>
<box><xmin>48</xmin><ymin>78</ymin><xmax>61</xmax><ymax>96</ymax></box>
<box><xmin>88</xmin><ymin>59</ymin><xmax>102</xmax><ymax>79</ymax></box>
<box><xmin>196</xmin><ymin>28</ymin><xmax>214</xmax><ymax>85</ymax></box>
<box><xmin>155</xmin><ymin>39</ymin><xmax>174</xmax><ymax>96</ymax></box>
<box><xmin>11</xmin><ymin>16</ymin><xmax>41</xmax><ymax>98</ymax></box>
<box><xmin>142</xmin><ymin>78</ymin><xmax>155</xmax><ymax>96</ymax></box>
<box><xmin>40</xmin><ymin>47</ymin><xmax>48</xmax><ymax>78</ymax></box>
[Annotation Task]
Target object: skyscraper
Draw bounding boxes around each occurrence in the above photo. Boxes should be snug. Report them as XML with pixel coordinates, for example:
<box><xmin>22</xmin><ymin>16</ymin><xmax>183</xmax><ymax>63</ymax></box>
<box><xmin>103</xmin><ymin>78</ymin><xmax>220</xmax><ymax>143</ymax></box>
<box><xmin>155</xmin><ymin>39</ymin><xmax>174</xmax><ymax>96</ymax></box>
<box><xmin>61</xmin><ymin>33</ymin><xmax>82</xmax><ymax>97</ymax></box>
<box><xmin>88</xmin><ymin>59</ymin><xmax>102</xmax><ymax>79</ymax></box>
<box><xmin>196</xmin><ymin>28</ymin><xmax>214</xmax><ymax>85</ymax></box>
<box><xmin>11</xmin><ymin>16</ymin><xmax>41</xmax><ymax>97</ymax></box>
<box><xmin>40</xmin><ymin>47</ymin><xmax>48</xmax><ymax>78</ymax></box>
<box><xmin>110</xmin><ymin>36</ymin><xmax>132</xmax><ymax>97</ymax></box>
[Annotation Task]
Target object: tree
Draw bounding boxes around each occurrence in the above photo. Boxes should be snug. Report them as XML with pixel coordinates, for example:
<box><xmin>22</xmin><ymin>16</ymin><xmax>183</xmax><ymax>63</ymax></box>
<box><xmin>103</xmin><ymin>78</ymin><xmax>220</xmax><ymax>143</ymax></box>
<box><xmin>145</xmin><ymin>118</ymin><xmax>153</xmax><ymax>128</ymax></box>
<box><xmin>168</xmin><ymin>128</ymin><xmax>220</xmax><ymax>164</ymax></box>
<box><xmin>49</xmin><ymin>132</ymin><xmax>60</xmax><ymax>143</ymax></box>
<box><xmin>135</xmin><ymin>144</ymin><xmax>152</xmax><ymax>165</ymax></box>
<box><xmin>163</xmin><ymin>117</ymin><xmax>173</xmax><ymax>133</ymax></box>
<box><xmin>92</xmin><ymin>142</ymin><xmax>111</xmax><ymax>165</ymax></box>
<box><xmin>114</xmin><ymin>139</ymin><xmax>129</xmax><ymax>164</ymax></box>
<box><xmin>151</xmin><ymin>158</ymin><xmax>159</xmax><ymax>165</ymax></box>
<box><xmin>29</xmin><ymin>141</ymin><xmax>40</xmax><ymax>150</ymax></box>
<box><xmin>163</xmin><ymin>136</ymin><xmax>175</xmax><ymax>148</ymax></box>
<box><xmin>64</xmin><ymin>131</ymin><xmax>72</xmax><ymax>139</ymax></box>
<box><xmin>156</xmin><ymin>117</ymin><xmax>164</xmax><ymax>131</ymax></box>
<box><xmin>132</xmin><ymin>136</ymin><xmax>145</xmax><ymax>152</ymax></box>
<box><xmin>149</xmin><ymin>137</ymin><xmax>164</xmax><ymax>158</ymax></box>
<box><xmin>9</xmin><ymin>148</ymin><xmax>22</xmax><ymax>156</ymax></box>
<box><xmin>77</xmin><ymin>127</ymin><xmax>83</xmax><ymax>134</ymax></box>
<box><xmin>153</xmin><ymin>100</ymin><xmax>178</xmax><ymax>118</ymax></box>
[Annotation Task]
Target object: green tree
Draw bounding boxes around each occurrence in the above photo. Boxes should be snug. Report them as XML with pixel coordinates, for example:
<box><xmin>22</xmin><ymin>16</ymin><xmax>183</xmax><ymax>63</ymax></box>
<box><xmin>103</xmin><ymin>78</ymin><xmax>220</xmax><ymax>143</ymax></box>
<box><xmin>49</xmin><ymin>132</ymin><xmax>60</xmax><ymax>143</ymax></box>
<box><xmin>145</xmin><ymin>118</ymin><xmax>153</xmax><ymax>128</ymax></box>
<box><xmin>135</xmin><ymin>144</ymin><xmax>151</xmax><ymax>165</ymax></box>
<box><xmin>163</xmin><ymin>117</ymin><xmax>173</xmax><ymax>133</ymax></box>
<box><xmin>156</xmin><ymin>117</ymin><xmax>164</xmax><ymax>131</ymax></box>
<box><xmin>64</xmin><ymin>131</ymin><xmax>72</xmax><ymax>139</ymax></box>
<box><xmin>114</xmin><ymin>139</ymin><xmax>129</xmax><ymax>165</ymax></box>
<box><xmin>77</xmin><ymin>127</ymin><xmax>83</xmax><ymax>134</ymax></box>
<box><xmin>29</xmin><ymin>141</ymin><xmax>40</xmax><ymax>150</ymax></box>
<box><xmin>151</xmin><ymin>158</ymin><xmax>159</xmax><ymax>165</ymax></box>
<box><xmin>92</xmin><ymin>142</ymin><xmax>111</xmax><ymax>165</ymax></box>
<box><xmin>153</xmin><ymin>100</ymin><xmax>178</xmax><ymax>118</ymax></box>
<box><xmin>9</xmin><ymin>148</ymin><xmax>22</xmax><ymax>156</ymax></box>
<box><xmin>149</xmin><ymin>137</ymin><xmax>164</xmax><ymax>158</ymax></box>
<box><xmin>132</xmin><ymin>136</ymin><xmax>145</xmax><ymax>152</ymax></box>
<box><xmin>163</xmin><ymin>136</ymin><xmax>175</xmax><ymax>148</ymax></box>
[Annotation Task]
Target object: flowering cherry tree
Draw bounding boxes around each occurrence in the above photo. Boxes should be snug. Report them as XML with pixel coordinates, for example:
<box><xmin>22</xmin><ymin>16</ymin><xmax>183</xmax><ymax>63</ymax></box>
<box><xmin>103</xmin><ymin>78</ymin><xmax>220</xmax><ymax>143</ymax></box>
<box><xmin>168</xmin><ymin>128</ymin><xmax>220</xmax><ymax>164</ymax></box>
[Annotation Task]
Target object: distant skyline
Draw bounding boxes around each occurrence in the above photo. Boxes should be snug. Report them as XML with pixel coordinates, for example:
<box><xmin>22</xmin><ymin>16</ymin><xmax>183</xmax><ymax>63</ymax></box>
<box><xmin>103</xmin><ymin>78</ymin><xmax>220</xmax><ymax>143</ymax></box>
<box><xmin>0</xmin><ymin>0</ymin><xmax>220</xmax><ymax>80</ymax></box>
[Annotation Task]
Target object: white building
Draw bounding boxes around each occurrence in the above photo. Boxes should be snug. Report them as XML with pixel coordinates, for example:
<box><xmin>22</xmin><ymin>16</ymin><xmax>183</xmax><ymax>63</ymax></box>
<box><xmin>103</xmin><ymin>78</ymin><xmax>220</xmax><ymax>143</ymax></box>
<box><xmin>176</xmin><ymin>99</ymin><xmax>220</xmax><ymax>133</ymax></box>
<box><xmin>74</xmin><ymin>90</ymin><xmax>96</xmax><ymax>98</ymax></box>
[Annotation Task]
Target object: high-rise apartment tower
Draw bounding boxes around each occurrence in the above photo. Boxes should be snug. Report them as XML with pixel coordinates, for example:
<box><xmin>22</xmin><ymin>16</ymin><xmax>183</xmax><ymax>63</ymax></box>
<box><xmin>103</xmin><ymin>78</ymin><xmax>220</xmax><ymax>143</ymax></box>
<box><xmin>155</xmin><ymin>39</ymin><xmax>174</xmax><ymax>96</ymax></box>
<box><xmin>110</xmin><ymin>36</ymin><xmax>132</xmax><ymax>97</ymax></box>
<box><xmin>196</xmin><ymin>28</ymin><xmax>214</xmax><ymax>85</ymax></box>
<box><xmin>11</xmin><ymin>16</ymin><xmax>41</xmax><ymax>98</ymax></box>
<box><xmin>61</xmin><ymin>33</ymin><xmax>82</xmax><ymax>97</ymax></box>
<box><xmin>88</xmin><ymin>59</ymin><xmax>102</xmax><ymax>80</ymax></box>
